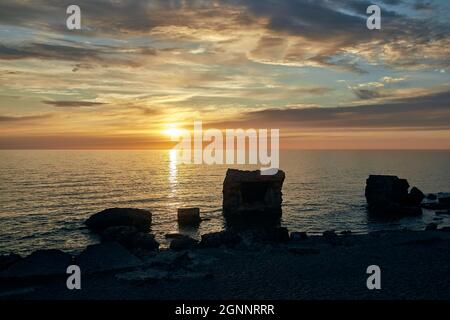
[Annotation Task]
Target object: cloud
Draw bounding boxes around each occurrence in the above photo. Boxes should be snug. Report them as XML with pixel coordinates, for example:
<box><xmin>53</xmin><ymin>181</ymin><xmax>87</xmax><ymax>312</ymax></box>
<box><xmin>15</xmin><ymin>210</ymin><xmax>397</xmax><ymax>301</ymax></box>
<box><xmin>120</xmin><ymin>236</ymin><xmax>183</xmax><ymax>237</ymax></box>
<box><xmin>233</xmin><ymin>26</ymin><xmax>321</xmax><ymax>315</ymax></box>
<box><xmin>0</xmin><ymin>114</ymin><xmax>53</xmax><ymax>123</ymax></box>
<box><xmin>42</xmin><ymin>100</ymin><xmax>107</xmax><ymax>107</ymax></box>
<box><xmin>351</xmin><ymin>88</ymin><xmax>384</xmax><ymax>100</ymax></box>
<box><xmin>0</xmin><ymin>0</ymin><xmax>447</xmax><ymax>73</ymax></box>
<box><xmin>213</xmin><ymin>90</ymin><xmax>450</xmax><ymax>130</ymax></box>
<box><xmin>381</xmin><ymin>76</ymin><xmax>407</xmax><ymax>83</ymax></box>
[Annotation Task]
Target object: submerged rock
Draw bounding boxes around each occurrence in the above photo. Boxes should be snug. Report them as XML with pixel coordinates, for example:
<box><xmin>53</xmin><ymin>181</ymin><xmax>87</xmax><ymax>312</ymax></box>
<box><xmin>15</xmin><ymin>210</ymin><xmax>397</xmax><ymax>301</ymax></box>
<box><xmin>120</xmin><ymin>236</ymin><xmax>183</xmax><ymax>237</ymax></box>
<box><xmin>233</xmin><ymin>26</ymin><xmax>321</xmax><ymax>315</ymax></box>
<box><xmin>177</xmin><ymin>208</ymin><xmax>201</xmax><ymax>226</ymax></box>
<box><xmin>199</xmin><ymin>231</ymin><xmax>242</xmax><ymax>248</ymax></box>
<box><xmin>77</xmin><ymin>242</ymin><xmax>142</xmax><ymax>274</ymax></box>
<box><xmin>85</xmin><ymin>208</ymin><xmax>152</xmax><ymax>232</ymax></box>
<box><xmin>0</xmin><ymin>250</ymin><xmax>71</xmax><ymax>281</ymax></box>
<box><xmin>222</xmin><ymin>169</ymin><xmax>285</xmax><ymax>217</ymax></box>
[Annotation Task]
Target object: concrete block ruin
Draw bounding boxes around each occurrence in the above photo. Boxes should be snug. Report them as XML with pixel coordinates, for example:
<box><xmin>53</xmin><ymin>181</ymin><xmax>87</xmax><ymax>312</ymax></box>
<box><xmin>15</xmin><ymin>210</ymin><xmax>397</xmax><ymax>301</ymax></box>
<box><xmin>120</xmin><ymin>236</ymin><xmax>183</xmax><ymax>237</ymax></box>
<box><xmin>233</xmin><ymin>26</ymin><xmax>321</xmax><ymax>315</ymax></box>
<box><xmin>222</xmin><ymin>169</ymin><xmax>285</xmax><ymax>217</ymax></box>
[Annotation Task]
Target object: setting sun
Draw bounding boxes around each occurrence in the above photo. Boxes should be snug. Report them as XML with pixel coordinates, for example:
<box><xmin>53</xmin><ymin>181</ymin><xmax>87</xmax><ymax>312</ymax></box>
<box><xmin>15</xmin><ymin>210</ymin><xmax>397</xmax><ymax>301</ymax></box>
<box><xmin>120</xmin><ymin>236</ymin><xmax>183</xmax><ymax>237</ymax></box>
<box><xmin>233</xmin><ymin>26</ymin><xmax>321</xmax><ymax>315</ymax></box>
<box><xmin>164</xmin><ymin>124</ymin><xmax>184</xmax><ymax>141</ymax></box>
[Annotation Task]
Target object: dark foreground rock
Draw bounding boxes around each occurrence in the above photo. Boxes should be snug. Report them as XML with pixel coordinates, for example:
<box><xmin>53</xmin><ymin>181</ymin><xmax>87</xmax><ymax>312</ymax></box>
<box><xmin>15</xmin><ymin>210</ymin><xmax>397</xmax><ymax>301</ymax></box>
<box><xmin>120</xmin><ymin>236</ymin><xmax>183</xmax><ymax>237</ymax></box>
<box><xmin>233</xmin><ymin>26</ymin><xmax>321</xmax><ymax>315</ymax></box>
<box><xmin>0</xmin><ymin>253</ymin><xmax>22</xmax><ymax>272</ymax></box>
<box><xmin>199</xmin><ymin>231</ymin><xmax>242</xmax><ymax>248</ymax></box>
<box><xmin>85</xmin><ymin>208</ymin><xmax>152</xmax><ymax>232</ymax></box>
<box><xmin>169</xmin><ymin>236</ymin><xmax>198</xmax><ymax>251</ymax></box>
<box><xmin>101</xmin><ymin>226</ymin><xmax>159</xmax><ymax>253</ymax></box>
<box><xmin>365</xmin><ymin>175</ymin><xmax>423</xmax><ymax>217</ymax></box>
<box><xmin>252</xmin><ymin>227</ymin><xmax>290</xmax><ymax>243</ymax></box>
<box><xmin>290</xmin><ymin>232</ymin><xmax>308</xmax><ymax>241</ymax></box>
<box><xmin>3</xmin><ymin>229</ymin><xmax>450</xmax><ymax>299</ymax></box>
<box><xmin>77</xmin><ymin>242</ymin><xmax>142</xmax><ymax>274</ymax></box>
<box><xmin>222</xmin><ymin>169</ymin><xmax>285</xmax><ymax>217</ymax></box>
<box><xmin>425</xmin><ymin>223</ymin><xmax>438</xmax><ymax>231</ymax></box>
<box><xmin>0</xmin><ymin>250</ymin><xmax>71</xmax><ymax>282</ymax></box>
<box><xmin>177</xmin><ymin>208</ymin><xmax>201</xmax><ymax>226</ymax></box>
<box><xmin>438</xmin><ymin>193</ymin><xmax>450</xmax><ymax>207</ymax></box>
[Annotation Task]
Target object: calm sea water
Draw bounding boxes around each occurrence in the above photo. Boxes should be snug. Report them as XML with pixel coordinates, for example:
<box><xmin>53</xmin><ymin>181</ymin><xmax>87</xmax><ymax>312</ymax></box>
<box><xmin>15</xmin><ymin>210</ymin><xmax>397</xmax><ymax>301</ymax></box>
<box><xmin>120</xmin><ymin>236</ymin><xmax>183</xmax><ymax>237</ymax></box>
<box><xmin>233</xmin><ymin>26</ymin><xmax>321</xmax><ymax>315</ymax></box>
<box><xmin>1</xmin><ymin>150</ymin><xmax>449</xmax><ymax>255</ymax></box>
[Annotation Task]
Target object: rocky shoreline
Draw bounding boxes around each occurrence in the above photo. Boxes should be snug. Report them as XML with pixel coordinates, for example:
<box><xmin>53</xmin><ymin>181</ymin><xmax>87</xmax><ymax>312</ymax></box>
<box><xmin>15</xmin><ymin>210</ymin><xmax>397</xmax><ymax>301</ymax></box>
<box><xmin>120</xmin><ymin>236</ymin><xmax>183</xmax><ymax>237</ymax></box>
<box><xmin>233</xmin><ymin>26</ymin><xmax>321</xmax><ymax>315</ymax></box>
<box><xmin>2</xmin><ymin>224</ymin><xmax>450</xmax><ymax>299</ymax></box>
<box><xmin>1</xmin><ymin>172</ymin><xmax>450</xmax><ymax>299</ymax></box>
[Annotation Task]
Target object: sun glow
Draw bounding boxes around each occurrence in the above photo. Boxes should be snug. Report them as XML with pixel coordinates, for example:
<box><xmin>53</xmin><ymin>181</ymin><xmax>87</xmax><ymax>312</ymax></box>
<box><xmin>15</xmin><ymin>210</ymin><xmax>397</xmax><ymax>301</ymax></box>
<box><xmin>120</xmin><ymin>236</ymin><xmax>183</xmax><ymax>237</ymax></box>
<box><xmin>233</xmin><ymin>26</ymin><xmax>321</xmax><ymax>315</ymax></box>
<box><xmin>164</xmin><ymin>124</ymin><xmax>184</xmax><ymax>141</ymax></box>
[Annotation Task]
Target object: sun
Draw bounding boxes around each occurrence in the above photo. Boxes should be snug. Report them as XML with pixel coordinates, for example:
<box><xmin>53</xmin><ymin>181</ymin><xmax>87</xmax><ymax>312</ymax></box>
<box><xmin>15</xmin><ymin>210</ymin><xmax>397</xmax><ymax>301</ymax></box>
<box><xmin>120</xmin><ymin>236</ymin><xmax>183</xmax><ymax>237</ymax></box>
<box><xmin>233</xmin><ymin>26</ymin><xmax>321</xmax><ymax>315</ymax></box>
<box><xmin>164</xmin><ymin>124</ymin><xmax>184</xmax><ymax>140</ymax></box>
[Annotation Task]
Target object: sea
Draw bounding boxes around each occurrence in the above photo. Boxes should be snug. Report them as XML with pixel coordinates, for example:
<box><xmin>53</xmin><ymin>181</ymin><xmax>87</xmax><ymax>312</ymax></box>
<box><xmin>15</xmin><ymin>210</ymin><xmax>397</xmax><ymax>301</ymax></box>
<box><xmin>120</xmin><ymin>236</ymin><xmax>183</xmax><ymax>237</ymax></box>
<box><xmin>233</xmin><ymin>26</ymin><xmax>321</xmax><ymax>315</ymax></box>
<box><xmin>1</xmin><ymin>150</ymin><xmax>449</xmax><ymax>255</ymax></box>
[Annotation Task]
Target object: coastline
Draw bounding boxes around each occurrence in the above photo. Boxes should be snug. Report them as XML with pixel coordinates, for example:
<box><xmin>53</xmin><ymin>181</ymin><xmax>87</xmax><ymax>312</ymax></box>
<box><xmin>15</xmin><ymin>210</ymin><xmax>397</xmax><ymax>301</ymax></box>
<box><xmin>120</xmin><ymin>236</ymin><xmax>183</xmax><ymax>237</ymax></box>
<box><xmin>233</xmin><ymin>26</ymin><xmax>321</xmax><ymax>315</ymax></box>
<box><xmin>1</xmin><ymin>227</ymin><xmax>450</xmax><ymax>300</ymax></box>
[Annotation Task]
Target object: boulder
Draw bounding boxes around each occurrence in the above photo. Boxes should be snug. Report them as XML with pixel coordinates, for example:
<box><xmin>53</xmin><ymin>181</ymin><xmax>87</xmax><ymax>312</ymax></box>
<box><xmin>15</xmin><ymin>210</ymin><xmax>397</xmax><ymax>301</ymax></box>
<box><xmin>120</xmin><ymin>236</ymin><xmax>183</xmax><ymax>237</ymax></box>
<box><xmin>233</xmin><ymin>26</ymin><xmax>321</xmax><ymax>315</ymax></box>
<box><xmin>406</xmin><ymin>187</ymin><xmax>425</xmax><ymax>206</ymax></box>
<box><xmin>199</xmin><ymin>231</ymin><xmax>242</xmax><ymax>248</ymax></box>
<box><xmin>101</xmin><ymin>226</ymin><xmax>159</xmax><ymax>252</ymax></box>
<box><xmin>438</xmin><ymin>193</ymin><xmax>450</xmax><ymax>207</ymax></box>
<box><xmin>365</xmin><ymin>175</ymin><xmax>423</xmax><ymax>216</ymax></box>
<box><xmin>169</xmin><ymin>236</ymin><xmax>198</xmax><ymax>251</ymax></box>
<box><xmin>177</xmin><ymin>208</ymin><xmax>201</xmax><ymax>226</ymax></box>
<box><xmin>288</xmin><ymin>248</ymin><xmax>320</xmax><ymax>255</ymax></box>
<box><xmin>116</xmin><ymin>268</ymin><xmax>168</xmax><ymax>282</ymax></box>
<box><xmin>425</xmin><ymin>223</ymin><xmax>438</xmax><ymax>231</ymax></box>
<box><xmin>0</xmin><ymin>250</ymin><xmax>71</xmax><ymax>281</ymax></box>
<box><xmin>323</xmin><ymin>230</ymin><xmax>338</xmax><ymax>241</ymax></box>
<box><xmin>165</xmin><ymin>233</ymin><xmax>185</xmax><ymax>239</ymax></box>
<box><xmin>290</xmin><ymin>232</ymin><xmax>308</xmax><ymax>241</ymax></box>
<box><xmin>85</xmin><ymin>208</ymin><xmax>152</xmax><ymax>232</ymax></box>
<box><xmin>223</xmin><ymin>169</ymin><xmax>285</xmax><ymax>217</ymax></box>
<box><xmin>426</xmin><ymin>193</ymin><xmax>437</xmax><ymax>200</ymax></box>
<box><xmin>252</xmin><ymin>227</ymin><xmax>290</xmax><ymax>243</ymax></box>
<box><xmin>0</xmin><ymin>253</ymin><xmax>22</xmax><ymax>272</ymax></box>
<box><xmin>77</xmin><ymin>242</ymin><xmax>142</xmax><ymax>274</ymax></box>
<box><xmin>365</xmin><ymin>175</ymin><xmax>409</xmax><ymax>208</ymax></box>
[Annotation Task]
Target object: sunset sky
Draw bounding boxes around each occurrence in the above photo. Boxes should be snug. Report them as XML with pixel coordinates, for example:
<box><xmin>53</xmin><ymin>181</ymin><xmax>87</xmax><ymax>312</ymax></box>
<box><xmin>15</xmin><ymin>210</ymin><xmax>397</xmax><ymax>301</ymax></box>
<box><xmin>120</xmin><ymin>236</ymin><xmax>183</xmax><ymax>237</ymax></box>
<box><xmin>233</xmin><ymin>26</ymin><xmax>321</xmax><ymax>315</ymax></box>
<box><xmin>0</xmin><ymin>0</ymin><xmax>449</xmax><ymax>149</ymax></box>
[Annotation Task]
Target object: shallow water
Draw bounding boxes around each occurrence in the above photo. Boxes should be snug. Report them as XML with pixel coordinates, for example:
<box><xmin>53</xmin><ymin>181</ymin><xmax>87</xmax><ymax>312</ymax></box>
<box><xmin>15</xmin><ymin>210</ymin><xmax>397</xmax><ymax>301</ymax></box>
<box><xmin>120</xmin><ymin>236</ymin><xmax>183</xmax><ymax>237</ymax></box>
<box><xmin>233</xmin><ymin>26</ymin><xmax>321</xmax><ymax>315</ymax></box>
<box><xmin>1</xmin><ymin>150</ymin><xmax>449</xmax><ymax>255</ymax></box>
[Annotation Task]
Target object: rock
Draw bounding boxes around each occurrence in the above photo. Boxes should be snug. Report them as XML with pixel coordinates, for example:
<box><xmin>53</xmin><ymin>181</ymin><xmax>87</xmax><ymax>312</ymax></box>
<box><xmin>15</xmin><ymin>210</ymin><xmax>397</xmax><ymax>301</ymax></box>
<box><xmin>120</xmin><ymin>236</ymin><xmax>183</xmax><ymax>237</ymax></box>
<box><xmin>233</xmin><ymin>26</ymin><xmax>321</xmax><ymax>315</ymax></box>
<box><xmin>436</xmin><ymin>210</ymin><xmax>450</xmax><ymax>215</ymax></box>
<box><xmin>222</xmin><ymin>169</ymin><xmax>285</xmax><ymax>217</ymax></box>
<box><xmin>0</xmin><ymin>253</ymin><xmax>22</xmax><ymax>272</ymax></box>
<box><xmin>288</xmin><ymin>248</ymin><xmax>320</xmax><ymax>255</ymax></box>
<box><xmin>421</xmin><ymin>198</ymin><xmax>442</xmax><ymax>210</ymax></box>
<box><xmin>170</xmin><ymin>270</ymin><xmax>213</xmax><ymax>281</ymax></box>
<box><xmin>253</xmin><ymin>227</ymin><xmax>290</xmax><ymax>243</ymax></box>
<box><xmin>406</xmin><ymin>187</ymin><xmax>425</xmax><ymax>206</ymax></box>
<box><xmin>425</xmin><ymin>223</ymin><xmax>438</xmax><ymax>231</ymax></box>
<box><xmin>177</xmin><ymin>208</ymin><xmax>201</xmax><ymax>226</ymax></box>
<box><xmin>85</xmin><ymin>208</ymin><xmax>152</xmax><ymax>232</ymax></box>
<box><xmin>169</xmin><ymin>236</ymin><xmax>198</xmax><ymax>251</ymax></box>
<box><xmin>199</xmin><ymin>231</ymin><xmax>242</xmax><ymax>248</ymax></box>
<box><xmin>365</xmin><ymin>175</ymin><xmax>409</xmax><ymax>208</ymax></box>
<box><xmin>77</xmin><ymin>242</ymin><xmax>142</xmax><ymax>274</ymax></box>
<box><xmin>340</xmin><ymin>230</ymin><xmax>352</xmax><ymax>235</ymax></box>
<box><xmin>290</xmin><ymin>232</ymin><xmax>308</xmax><ymax>241</ymax></box>
<box><xmin>365</xmin><ymin>175</ymin><xmax>423</xmax><ymax>216</ymax></box>
<box><xmin>165</xmin><ymin>233</ymin><xmax>185</xmax><ymax>239</ymax></box>
<box><xmin>144</xmin><ymin>251</ymin><xmax>189</xmax><ymax>269</ymax></box>
<box><xmin>101</xmin><ymin>226</ymin><xmax>159</xmax><ymax>253</ymax></box>
<box><xmin>116</xmin><ymin>268</ymin><xmax>168</xmax><ymax>282</ymax></box>
<box><xmin>426</xmin><ymin>193</ymin><xmax>437</xmax><ymax>200</ymax></box>
<box><xmin>438</xmin><ymin>193</ymin><xmax>450</xmax><ymax>207</ymax></box>
<box><xmin>0</xmin><ymin>250</ymin><xmax>71</xmax><ymax>281</ymax></box>
<box><xmin>323</xmin><ymin>230</ymin><xmax>337</xmax><ymax>240</ymax></box>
